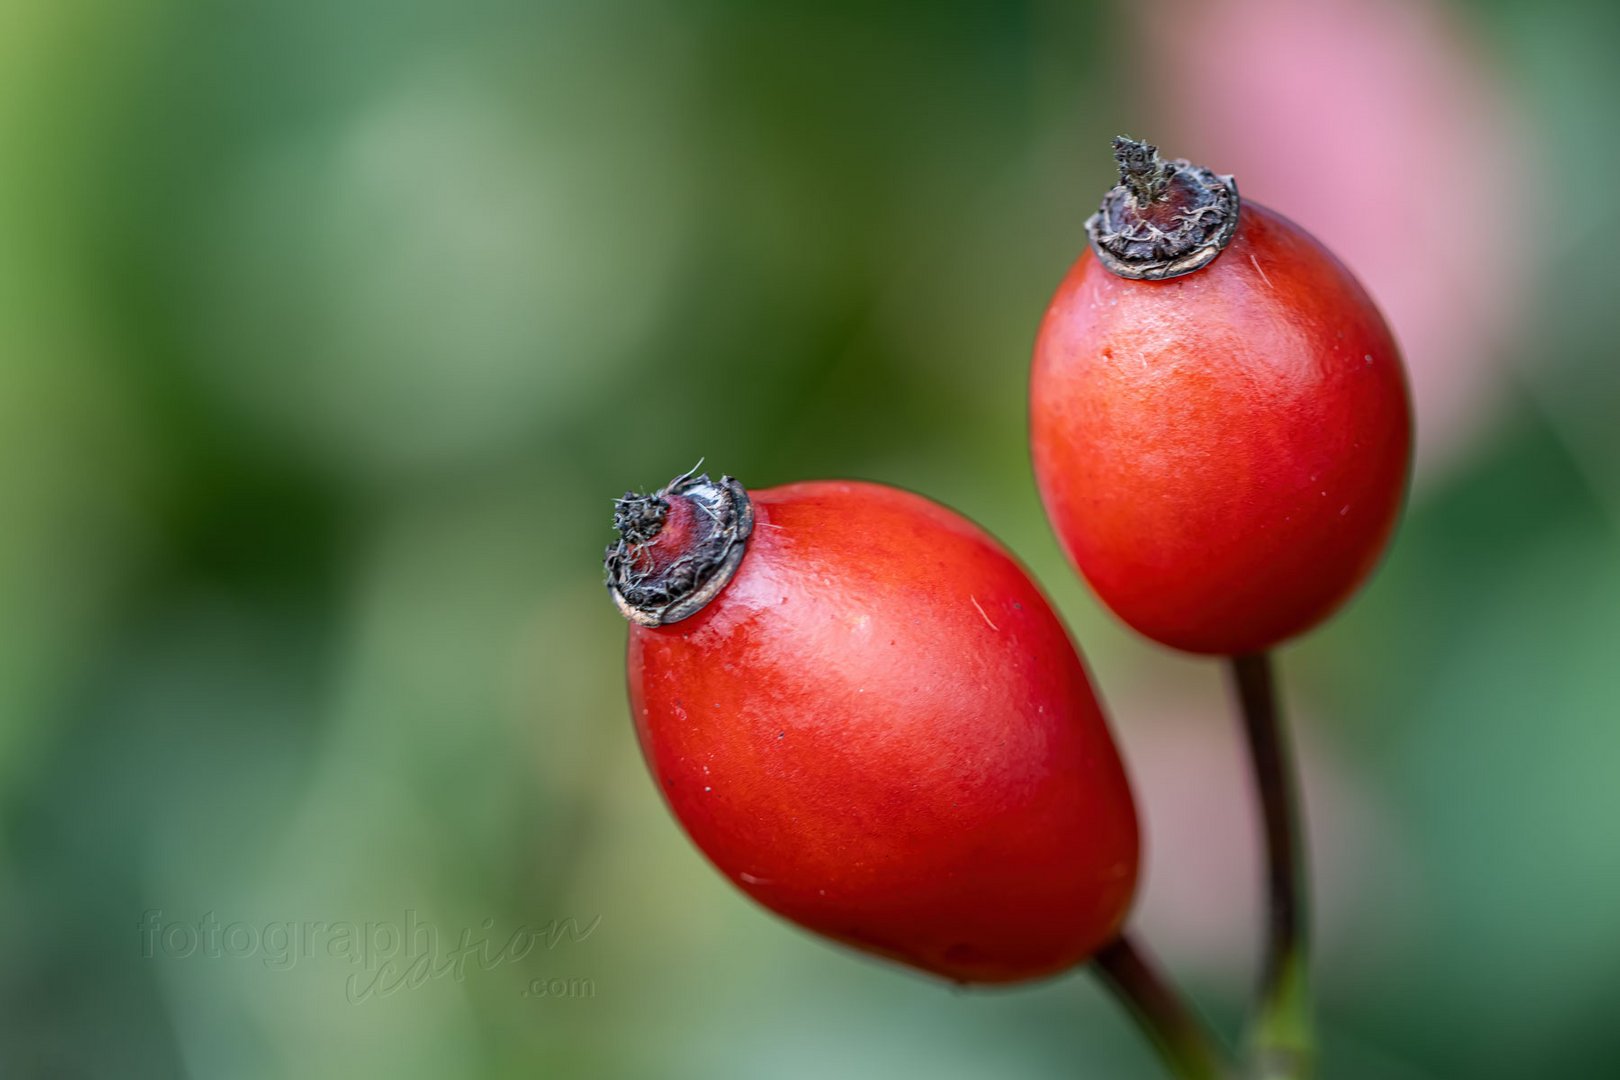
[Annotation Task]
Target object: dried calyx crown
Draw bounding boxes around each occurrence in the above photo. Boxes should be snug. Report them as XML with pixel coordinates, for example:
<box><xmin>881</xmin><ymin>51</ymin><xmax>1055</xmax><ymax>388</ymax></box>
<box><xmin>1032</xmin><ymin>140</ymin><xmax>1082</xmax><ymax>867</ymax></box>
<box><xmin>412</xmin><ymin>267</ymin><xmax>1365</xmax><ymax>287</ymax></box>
<box><xmin>604</xmin><ymin>466</ymin><xmax>754</xmax><ymax>627</ymax></box>
<box><xmin>1086</xmin><ymin>136</ymin><xmax>1239</xmax><ymax>281</ymax></box>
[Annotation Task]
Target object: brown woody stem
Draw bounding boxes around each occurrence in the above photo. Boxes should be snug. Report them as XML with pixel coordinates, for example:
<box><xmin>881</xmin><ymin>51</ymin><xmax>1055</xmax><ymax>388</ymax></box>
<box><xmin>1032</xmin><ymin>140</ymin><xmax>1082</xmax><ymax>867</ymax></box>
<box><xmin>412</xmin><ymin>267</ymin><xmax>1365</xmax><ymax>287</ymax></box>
<box><xmin>1094</xmin><ymin>933</ymin><xmax>1233</xmax><ymax>1080</ymax></box>
<box><xmin>1228</xmin><ymin>653</ymin><xmax>1313</xmax><ymax>1079</ymax></box>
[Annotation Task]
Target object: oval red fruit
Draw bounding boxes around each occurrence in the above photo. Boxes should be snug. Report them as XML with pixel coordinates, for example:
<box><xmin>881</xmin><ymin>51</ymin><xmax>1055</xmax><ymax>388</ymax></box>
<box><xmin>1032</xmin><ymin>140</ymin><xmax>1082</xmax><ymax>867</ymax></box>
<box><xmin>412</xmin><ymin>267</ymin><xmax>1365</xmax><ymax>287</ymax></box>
<box><xmin>608</xmin><ymin>474</ymin><xmax>1139</xmax><ymax>984</ymax></box>
<box><xmin>1032</xmin><ymin>144</ymin><xmax>1412</xmax><ymax>655</ymax></box>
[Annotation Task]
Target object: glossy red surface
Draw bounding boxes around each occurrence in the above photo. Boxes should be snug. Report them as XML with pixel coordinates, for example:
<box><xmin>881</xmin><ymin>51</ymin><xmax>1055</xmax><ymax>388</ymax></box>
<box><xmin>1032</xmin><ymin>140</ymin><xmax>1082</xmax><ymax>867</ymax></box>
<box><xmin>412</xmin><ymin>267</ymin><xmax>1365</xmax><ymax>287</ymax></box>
<box><xmin>627</xmin><ymin>481</ymin><xmax>1139</xmax><ymax>984</ymax></box>
<box><xmin>1031</xmin><ymin>201</ymin><xmax>1412</xmax><ymax>655</ymax></box>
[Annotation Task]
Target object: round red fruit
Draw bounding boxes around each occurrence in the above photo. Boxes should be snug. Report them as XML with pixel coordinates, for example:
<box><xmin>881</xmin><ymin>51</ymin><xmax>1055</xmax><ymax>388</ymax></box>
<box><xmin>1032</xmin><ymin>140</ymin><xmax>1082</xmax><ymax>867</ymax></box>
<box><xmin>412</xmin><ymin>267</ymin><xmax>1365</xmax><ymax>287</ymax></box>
<box><xmin>605</xmin><ymin>471</ymin><xmax>1139</xmax><ymax>984</ymax></box>
<box><xmin>1031</xmin><ymin>138</ymin><xmax>1412</xmax><ymax>655</ymax></box>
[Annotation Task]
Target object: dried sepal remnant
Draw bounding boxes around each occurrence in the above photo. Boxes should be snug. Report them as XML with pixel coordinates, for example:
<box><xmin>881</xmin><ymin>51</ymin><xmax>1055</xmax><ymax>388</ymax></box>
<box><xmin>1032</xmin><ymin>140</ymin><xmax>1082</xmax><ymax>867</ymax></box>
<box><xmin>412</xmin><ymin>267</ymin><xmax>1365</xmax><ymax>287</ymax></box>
<box><xmin>612</xmin><ymin>492</ymin><xmax>669</xmax><ymax>544</ymax></box>
<box><xmin>605</xmin><ymin>469</ymin><xmax>754</xmax><ymax>627</ymax></box>
<box><xmin>1086</xmin><ymin>136</ymin><xmax>1239</xmax><ymax>281</ymax></box>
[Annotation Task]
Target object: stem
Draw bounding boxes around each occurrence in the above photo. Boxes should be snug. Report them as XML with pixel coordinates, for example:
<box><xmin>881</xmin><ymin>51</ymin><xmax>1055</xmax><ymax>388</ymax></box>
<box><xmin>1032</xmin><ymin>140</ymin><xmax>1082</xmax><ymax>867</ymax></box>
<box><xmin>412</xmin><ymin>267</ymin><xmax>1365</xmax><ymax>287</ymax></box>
<box><xmin>1093</xmin><ymin>933</ymin><xmax>1232</xmax><ymax>1080</ymax></box>
<box><xmin>1228</xmin><ymin>653</ymin><xmax>1313</xmax><ymax>1079</ymax></box>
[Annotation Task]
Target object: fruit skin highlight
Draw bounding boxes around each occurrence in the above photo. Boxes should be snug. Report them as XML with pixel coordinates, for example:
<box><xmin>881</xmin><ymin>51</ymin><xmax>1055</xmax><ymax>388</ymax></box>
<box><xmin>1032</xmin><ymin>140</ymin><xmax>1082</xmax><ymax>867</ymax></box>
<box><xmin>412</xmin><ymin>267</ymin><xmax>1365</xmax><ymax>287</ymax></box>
<box><xmin>1031</xmin><ymin>140</ymin><xmax>1412</xmax><ymax>655</ymax></box>
<box><xmin>609</xmin><ymin>474</ymin><xmax>1139</xmax><ymax>984</ymax></box>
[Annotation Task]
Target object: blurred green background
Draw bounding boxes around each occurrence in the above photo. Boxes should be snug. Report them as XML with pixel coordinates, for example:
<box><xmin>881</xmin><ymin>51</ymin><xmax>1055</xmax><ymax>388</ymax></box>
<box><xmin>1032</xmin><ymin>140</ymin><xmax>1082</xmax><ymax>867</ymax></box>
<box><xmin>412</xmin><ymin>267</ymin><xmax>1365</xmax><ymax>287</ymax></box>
<box><xmin>4</xmin><ymin>0</ymin><xmax>1619</xmax><ymax>1076</ymax></box>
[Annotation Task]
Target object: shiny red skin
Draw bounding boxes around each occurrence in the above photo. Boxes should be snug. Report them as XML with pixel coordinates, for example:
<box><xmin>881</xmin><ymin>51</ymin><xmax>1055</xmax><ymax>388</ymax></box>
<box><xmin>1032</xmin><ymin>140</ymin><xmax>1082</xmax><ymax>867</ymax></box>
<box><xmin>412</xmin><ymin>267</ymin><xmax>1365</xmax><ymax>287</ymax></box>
<box><xmin>1031</xmin><ymin>201</ymin><xmax>1412</xmax><ymax>655</ymax></box>
<box><xmin>627</xmin><ymin>481</ymin><xmax>1139</xmax><ymax>984</ymax></box>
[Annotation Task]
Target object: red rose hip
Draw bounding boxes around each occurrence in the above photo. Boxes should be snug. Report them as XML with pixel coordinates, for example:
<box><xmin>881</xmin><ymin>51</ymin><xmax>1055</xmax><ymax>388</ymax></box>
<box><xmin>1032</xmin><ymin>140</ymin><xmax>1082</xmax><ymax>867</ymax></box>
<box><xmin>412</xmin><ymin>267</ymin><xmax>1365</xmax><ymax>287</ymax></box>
<box><xmin>1031</xmin><ymin>138</ymin><xmax>1413</xmax><ymax>655</ymax></box>
<box><xmin>606</xmin><ymin>470</ymin><xmax>1139</xmax><ymax>984</ymax></box>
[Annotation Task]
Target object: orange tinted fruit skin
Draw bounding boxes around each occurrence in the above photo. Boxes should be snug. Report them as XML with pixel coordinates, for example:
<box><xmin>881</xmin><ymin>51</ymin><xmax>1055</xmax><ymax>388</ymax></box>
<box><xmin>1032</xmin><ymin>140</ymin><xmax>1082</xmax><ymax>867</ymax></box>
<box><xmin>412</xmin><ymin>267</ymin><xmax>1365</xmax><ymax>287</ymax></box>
<box><xmin>1032</xmin><ymin>201</ymin><xmax>1412</xmax><ymax>655</ymax></box>
<box><xmin>627</xmin><ymin>480</ymin><xmax>1139</xmax><ymax>984</ymax></box>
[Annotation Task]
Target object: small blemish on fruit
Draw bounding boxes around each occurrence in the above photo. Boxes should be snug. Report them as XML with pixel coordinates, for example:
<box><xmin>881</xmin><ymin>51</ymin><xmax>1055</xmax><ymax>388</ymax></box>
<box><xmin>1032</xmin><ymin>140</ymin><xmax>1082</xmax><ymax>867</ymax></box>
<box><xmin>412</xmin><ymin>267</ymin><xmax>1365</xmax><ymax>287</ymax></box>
<box><xmin>1364</xmin><ymin>354</ymin><xmax>1374</xmax><ymax>365</ymax></box>
<box><xmin>969</xmin><ymin>595</ymin><xmax>1000</xmax><ymax>631</ymax></box>
<box><xmin>1340</xmin><ymin>505</ymin><xmax>1351</xmax><ymax>516</ymax></box>
<box><xmin>1249</xmin><ymin>253</ymin><xmax>1274</xmax><ymax>290</ymax></box>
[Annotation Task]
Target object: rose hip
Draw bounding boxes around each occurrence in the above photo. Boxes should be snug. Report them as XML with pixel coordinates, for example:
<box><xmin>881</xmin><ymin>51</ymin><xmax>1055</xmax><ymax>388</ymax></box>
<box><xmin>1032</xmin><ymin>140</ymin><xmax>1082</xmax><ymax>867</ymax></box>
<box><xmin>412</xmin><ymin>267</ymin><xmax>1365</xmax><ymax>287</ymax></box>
<box><xmin>1030</xmin><ymin>138</ymin><xmax>1413</xmax><ymax>655</ymax></box>
<box><xmin>606</xmin><ymin>471</ymin><xmax>1139</xmax><ymax>983</ymax></box>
